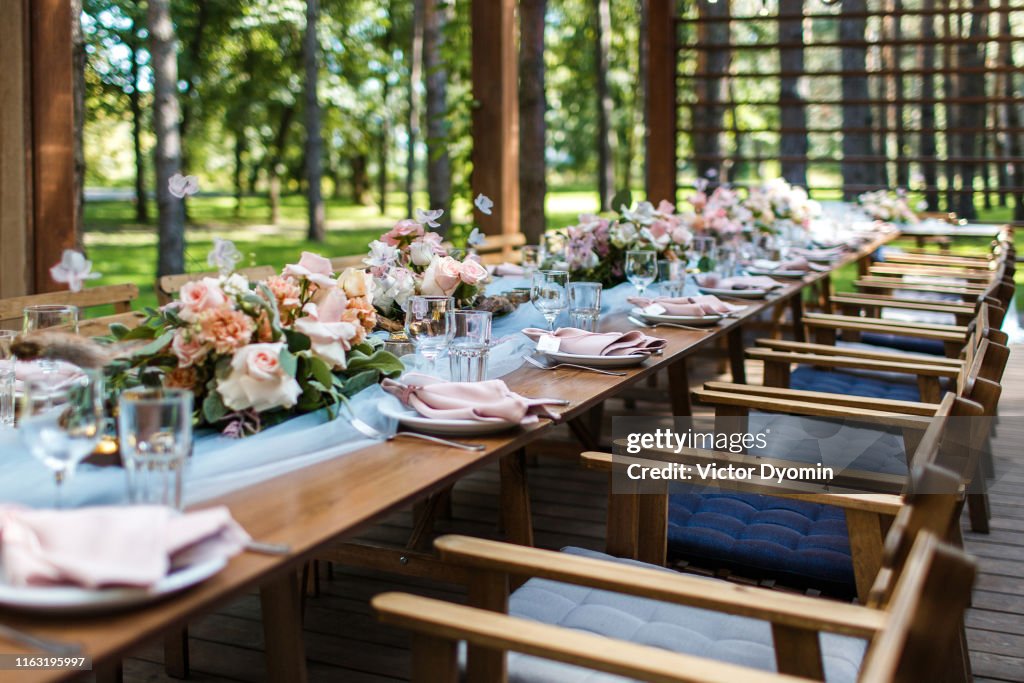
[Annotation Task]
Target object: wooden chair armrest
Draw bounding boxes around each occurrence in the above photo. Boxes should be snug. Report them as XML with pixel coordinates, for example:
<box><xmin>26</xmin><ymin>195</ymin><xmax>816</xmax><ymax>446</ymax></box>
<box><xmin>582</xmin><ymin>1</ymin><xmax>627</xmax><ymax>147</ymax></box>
<box><xmin>432</xmin><ymin>536</ymin><xmax>887</xmax><ymax>638</ymax></box>
<box><xmin>854</xmin><ymin>278</ymin><xmax>985</xmax><ymax>296</ymax></box>
<box><xmin>752</xmin><ymin>339</ymin><xmax>964</xmax><ymax>366</ymax></box>
<box><xmin>373</xmin><ymin>592</ymin><xmax>808</xmax><ymax>683</ymax></box>
<box><xmin>829</xmin><ymin>293</ymin><xmax>975</xmax><ymax>314</ymax></box>
<box><xmin>803</xmin><ymin>313</ymin><xmax>969</xmax><ymax>335</ymax></box>
<box><xmin>746</xmin><ymin>349</ymin><xmax>962</xmax><ymax>378</ymax></box>
<box><xmin>702</xmin><ymin>381</ymin><xmax>942</xmax><ymax>415</ymax></box>
<box><xmin>692</xmin><ymin>389</ymin><xmax>934</xmax><ymax>428</ymax></box>
<box><xmin>801</xmin><ymin>318</ymin><xmax>966</xmax><ymax>343</ymax></box>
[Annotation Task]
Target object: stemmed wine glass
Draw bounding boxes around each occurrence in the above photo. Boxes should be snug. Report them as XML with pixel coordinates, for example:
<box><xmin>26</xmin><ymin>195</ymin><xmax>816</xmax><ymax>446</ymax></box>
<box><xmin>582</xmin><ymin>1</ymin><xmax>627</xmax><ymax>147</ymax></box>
<box><xmin>625</xmin><ymin>250</ymin><xmax>658</xmax><ymax>297</ymax></box>
<box><xmin>20</xmin><ymin>370</ymin><xmax>104</xmax><ymax>507</ymax></box>
<box><xmin>531</xmin><ymin>270</ymin><xmax>569</xmax><ymax>332</ymax></box>
<box><xmin>404</xmin><ymin>295</ymin><xmax>455</xmax><ymax>374</ymax></box>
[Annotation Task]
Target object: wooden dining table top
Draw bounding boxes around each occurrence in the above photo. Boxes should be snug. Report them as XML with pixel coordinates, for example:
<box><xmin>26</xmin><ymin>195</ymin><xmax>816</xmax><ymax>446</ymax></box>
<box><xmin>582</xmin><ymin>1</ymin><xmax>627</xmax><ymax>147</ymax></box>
<box><xmin>0</xmin><ymin>232</ymin><xmax>897</xmax><ymax>681</ymax></box>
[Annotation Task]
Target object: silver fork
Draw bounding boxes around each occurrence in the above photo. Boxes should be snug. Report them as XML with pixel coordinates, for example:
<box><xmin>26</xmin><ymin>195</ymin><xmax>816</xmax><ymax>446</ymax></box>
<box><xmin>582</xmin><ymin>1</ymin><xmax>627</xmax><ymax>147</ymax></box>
<box><xmin>627</xmin><ymin>315</ymin><xmax>715</xmax><ymax>333</ymax></box>
<box><xmin>0</xmin><ymin>623</ymin><xmax>82</xmax><ymax>655</ymax></box>
<box><xmin>523</xmin><ymin>355</ymin><xmax>627</xmax><ymax>376</ymax></box>
<box><xmin>349</xmin><ymin>413</ymin><xmax>486</xmax><ymax>452</ymax></box>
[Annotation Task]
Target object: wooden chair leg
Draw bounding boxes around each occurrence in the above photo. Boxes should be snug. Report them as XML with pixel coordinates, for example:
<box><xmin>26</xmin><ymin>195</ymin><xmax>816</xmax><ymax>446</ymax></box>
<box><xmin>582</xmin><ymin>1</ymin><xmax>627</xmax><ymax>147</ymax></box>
<box><xmin>412</xmin><ymin>633</ymin><xmax>459</xmax><ymax>683</ymax></box>
<box><xmin>260</xmin><ymin>570</ymin><xmax>308</xmax><ymax>683</ymax></box>
<box><xmin>499</xmin><ymin>449</ymin><xmax>534</xmax><ymax>547</ymax></box>
<box><xmin>95</xmin><ymin>660</ymin><xmax>124</xmax><ymax>683</ymax></box>
<box><xmin>163</xmin><ymin>627</ymin><xmax>189</xmax><ymax>678</ymax></box>
<box><xmin>967</xmin><ymin>492</ymin><xmax>991</xmax><ymax>533</ymax></box>
<box><xmin>845</xmin><ymin>509</ymin><xmax>886</xmax><ymax>603</ymax></box>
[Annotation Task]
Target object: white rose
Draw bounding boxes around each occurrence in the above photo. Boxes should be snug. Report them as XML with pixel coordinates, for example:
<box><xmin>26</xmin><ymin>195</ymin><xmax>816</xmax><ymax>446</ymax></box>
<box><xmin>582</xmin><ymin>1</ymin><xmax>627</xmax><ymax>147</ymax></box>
<box><xmin>409</xmin><ymin>240</ymin><xmax>435</xmax><ymax>267</ymax></box>
<box><xmin>293</xmin><ymin>317</ymin><xmax>359</xmax><ymax>370</ymax></box>
<box><xmin>219</xmin><ymin>272</ymin><xmax>250</xmax><ymax>298</ymax></box>
<box><xmin>458</xmin><ymin>258</ymin><xmax>488</xmax><ymax>285</ymax></box>
<box><xmin>217</xmin><ymin>343</ymin><xmax>302</xmax><ymax>412</ymax></box>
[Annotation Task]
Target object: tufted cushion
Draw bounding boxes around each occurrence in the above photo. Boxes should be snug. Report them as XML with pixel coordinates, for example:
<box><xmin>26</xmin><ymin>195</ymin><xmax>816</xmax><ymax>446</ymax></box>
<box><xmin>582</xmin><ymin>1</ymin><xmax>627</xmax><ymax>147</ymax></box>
<box><xmin>789</xmin><ymin>365</ymin><xmax>925</xmax><ymax>402</ymax></box>
<box><xmin>667</xmin><ymin>491</ymin><xmax>856</xmax><ymax>598</ymax></box>
<box><xmin>854</xmin><ymin>332</ymin><xmax>947</xmax><ymax>356</ymax></box>
<box><xmin>499</xmin><ymin>546</ymin><xmax>866</xmax><ymax>683</ymax></box>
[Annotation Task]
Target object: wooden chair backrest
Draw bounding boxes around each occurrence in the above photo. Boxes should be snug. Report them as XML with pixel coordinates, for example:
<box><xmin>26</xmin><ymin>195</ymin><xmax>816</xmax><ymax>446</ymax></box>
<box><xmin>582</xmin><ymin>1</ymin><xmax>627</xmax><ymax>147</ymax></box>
<box><xmin>858</xmin><ymin>534</ymin><xmax>976</xmax><ymax>683</ymax></box>
<box><xmin>156</xmin><ymin>266</ymin><xmax>276</xmax><ymax>304</ymax></box>
<box><xmin>330</xmin><ymin>254</ymin><xmax>366</xmax><ymax>271</ymax></box>
<box><xmin>0</xmin><ymin>284</ymin><xmax>139</xmax><ymax>329</ymax></box>
<box><xmin>475</xmin><ymin>232</ymin><xmax>527</xmax><ymax>265</ymax></box>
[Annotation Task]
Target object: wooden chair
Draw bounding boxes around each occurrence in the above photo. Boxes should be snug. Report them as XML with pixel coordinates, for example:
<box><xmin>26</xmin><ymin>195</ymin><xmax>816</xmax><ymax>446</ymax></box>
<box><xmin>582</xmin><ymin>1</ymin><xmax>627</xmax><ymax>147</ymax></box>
<box><xmin>1</xmin><ymin>283</ymin><xmax>140</xmax><ymax>331</ymax></box>
<box><xmin>373</xmin><ymin>532</ymin><xmax>974</xmax><ymax>683</ymax></box>
<box><xmin>473</xmin><ymin>232</ymin><xmax>527</xmax><ymax>265</ymax></box>
<box><xmin>329</xmin><ymin>254</ymin><xmax>367</xmax><ymax>271</ymax></box>
<box><xmin>156</xmin><ymin>266</ymin><xmax>277</xmax><ymax>305</ymax></box>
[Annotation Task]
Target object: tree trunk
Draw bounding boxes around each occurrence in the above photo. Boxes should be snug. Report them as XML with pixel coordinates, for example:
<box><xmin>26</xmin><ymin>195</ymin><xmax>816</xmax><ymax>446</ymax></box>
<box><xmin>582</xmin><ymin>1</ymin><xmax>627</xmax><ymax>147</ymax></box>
<box><xmin>890</xmin><ymin>0</ymin><xmax>909</xmax><ymax>188</ymax></box>
<box><xmin>304</xmin><ymin>0</ymin><xmax>325</xmax><ymax>241</ymax></box>
<box><xmin>594</xmin><ymin>0</ymin><xmax>616</xmax><ymax>209</ymax></box>
<box><xmin>406</xmin><ymin>0</ymin><xmax>425</xmax><ymax>218</ymax></box>
<box><xmin>148</xmin><ymin>0</ymin><xmax>185</xmax><ymax>277</ymax></box>
<box><xmin>423</xmin><ymin>0</ymin><xmax>451</xmax><ymax>234</ymax></box>
<box><xmin>351</xmin><ymin>154</ymin><xmax>370</xmax><ymax>204</ymax></box>
<box><xmin>1000</xmin><ymin>4</ymin><xmax>1024</xmax><ymax>219</ymax></box>
<box><xmin>778</xmin><ymin>0</ymin><xmax>807</xmax><ymax>187</ymax></box>
<box><xmin>840</xmin><ymin>0</ymin><xmax>874</xmax><ymax>199</ymax></box>
<box><xmin>71</xmin><ymin>0</ymin><xmax>85</xmax><ymax>248</ymax></box>
<box><xmin>693</xmin><ymin>0</ymin><xmax>730</xmax><ymax>186</ymax></box>
<box><xmin>919</xmin><ymin>0</ymin><xmax>940</xmax><ymax>210</ymax></box>
<box><xmin>234</xmin><ymin>134</ymin><xmax>246</xmax><ymax>218</ymax></box>
<box><xmin>635</xmin><ymin>0</ymin><xmax>648</xmax><ymax>191</ymax></box>
<box><xmin>268</xmin><ymin>104</ymin><xmax>295</xmax><ymax>225</ymax></box>
<box><xmin>519</xmin><ymin>0</ymin><xmax>547</xmax><ymax>244</ymax></box>
<box><xmin>955</xmin><ymin>0</ymin><xmax>988</xmax><ymax>219</ymax></box>
<box><xmin>178</xmin><ymin>0</ymin><xmax>209</xmax><ymax>160</ymax></box>
<box><xmin>128</xmin><ymin>27</ymin><xmax>148</xmax><ymax>224</ymax></box>
<box><xmin>378</xmin><ymin>0</ymin><xmax>395</xmax><ymax>216</ymax></box>
<box><xmin>942</xmin><ymin>0</ymin><xmax>959</xmax><ymax>211</ymax></box>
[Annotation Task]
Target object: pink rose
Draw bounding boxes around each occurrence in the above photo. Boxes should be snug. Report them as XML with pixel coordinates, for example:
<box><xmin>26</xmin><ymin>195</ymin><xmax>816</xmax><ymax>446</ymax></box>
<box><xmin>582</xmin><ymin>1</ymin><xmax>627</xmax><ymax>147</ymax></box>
<box><xmin>690</xmin><ymin>192</ymin><xmax>708</xmax><ymax>212</ymax></box>
<box><xmin>178</xmin><ymin>277</ymin><xmax>226</xmax><ymax>321</ymax></box>
<box><xmin>648</xmin><ymin>220</ymin><xmax>671</xmax><ymax>240</ymax></box>
<box><xmin>171</xmin><ymin>330</ymin><xmax>209</xmax><ymax>368</ymax></box>
<box><xmin>306</xmin><ymin>287</ymin><xmax>349</xmax><ymax>323</ymax></box>
<box><xmin>382</xmin><ymin>219</ymin><xmax>424</xmax><ymax>246</ymax></box>
<box><xmin>283</xmin><ymin>252</ymin><xmax>337</xmax><ymax>288</ymax></box>
<box><xmin>656</xmin><ymin>200</ymin><xmax>676</xmax><ymax>216</ymax></box>
<box><xmin>420</xmin><ymin>256</ymin><xmax>462</xmax><ymax>296</ymax></box>
<box><xmin>671</xmin><ymin>226</ymin><xmax>692</xmax><ymax>245</ymax></box>
<box><xmin>459</xmin><ymin>258</ymin><xmax>488</xmax><ymax>285</ymax></box>
<box><xmin>217</xmin><ymin>343</ymin><xmax>302</xmax><ymax>412</ymax></box>
<box><xmin>418</xmin><ymin>231</ymin><xmax>446</xmax><ymax>254</ymax></box>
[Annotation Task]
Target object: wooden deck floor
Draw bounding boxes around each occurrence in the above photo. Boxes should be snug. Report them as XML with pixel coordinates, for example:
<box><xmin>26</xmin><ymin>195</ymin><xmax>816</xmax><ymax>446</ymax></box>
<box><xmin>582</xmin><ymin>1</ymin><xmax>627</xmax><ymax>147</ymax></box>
<box><xmin>122</xmin><ymin>346</ymin><xmax>1024</xmax><ymax>683</ymax></box>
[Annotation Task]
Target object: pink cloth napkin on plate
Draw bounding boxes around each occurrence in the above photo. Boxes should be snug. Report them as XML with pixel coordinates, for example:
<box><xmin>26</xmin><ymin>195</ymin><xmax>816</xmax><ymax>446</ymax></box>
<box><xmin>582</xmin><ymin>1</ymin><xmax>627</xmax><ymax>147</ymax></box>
<box><xmin>521</xmin><ymin>327</ymin><xmax>666</xmax><ymax>356</ymax></box>
<box><xmin>627</xmin><ymin>295</ymin><xmax>741</xmax><ymax>316</ymax></box>
<box><xmin>754</xmin><ymin>257</ymin><xmax>828</xmax><ymax>273</ymax></box>
<box><xmin>13</xmin><ymin>360</ymin><xmax>83</xmax><ymax>393</ymax></box>
<box><xmin>489</xmin><ymin>263</ymin><xmax>525</xmax><ymax>277</ymax></box>
<box><xmin>0</xmin><ymin>505</ymin><xmax>250</xmax><ymax>588</ymax></box>
<box><xmin>382</xmin><ymin>373</ymin><xmax>563</xmax><ymax>425</ymax></box>
<box><xmin>696</xmin><ymin>274</ymin><xmax>782</xmax><ymax>291</ymax></box>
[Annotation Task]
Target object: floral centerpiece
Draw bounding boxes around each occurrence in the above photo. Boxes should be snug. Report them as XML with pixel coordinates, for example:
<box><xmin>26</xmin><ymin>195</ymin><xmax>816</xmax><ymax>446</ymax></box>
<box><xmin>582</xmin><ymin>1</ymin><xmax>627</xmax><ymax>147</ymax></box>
<box><xmin>685</xmin><ymin>181</ymin><xmax>752</xmax><ymax>244</ymax></box>
<box><xmin>743</xmin><ymin>178</ymin><xmax>821</xmax><ymax>233</ymax></box>
<box><xmin>107</xmin><ymin>249</ymin><xmax>403</xmax><ymax>435</ymax></box>
<box><xmin>858</xmin><ymin>189</ymin><xmax>920</xmax><ymax>224</ymax></box>
<box><xmin>364</xmin><ymin>208</ymin><xmax>490</xmax><ymax>330</ymax></box>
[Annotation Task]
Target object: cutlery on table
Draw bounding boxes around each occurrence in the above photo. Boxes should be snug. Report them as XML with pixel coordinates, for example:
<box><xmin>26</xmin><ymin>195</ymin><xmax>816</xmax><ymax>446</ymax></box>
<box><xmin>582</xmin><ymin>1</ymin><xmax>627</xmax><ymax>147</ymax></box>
<box><xmin>245</xmin><ymin>541</ymin><xmax>292</xmax><ymax>556</ymax></box>
<box><xmin>627</xmin><ymin>316</ymin><xmax>715</xmax><ymax>333</ymax></box>
<box><xmin>349</xmin><ymin>414</ymin><xmax>486</xmax><ymax>452</ymax></box>
<box><xmin>0</xmin><ymin>623</ymin><xmax>82</xmax><ymax>656</ymax></box>
<box><xmin>523</xmin><ymin>355</ymin><xmax>627</xmax><ymax>376</ymax></box>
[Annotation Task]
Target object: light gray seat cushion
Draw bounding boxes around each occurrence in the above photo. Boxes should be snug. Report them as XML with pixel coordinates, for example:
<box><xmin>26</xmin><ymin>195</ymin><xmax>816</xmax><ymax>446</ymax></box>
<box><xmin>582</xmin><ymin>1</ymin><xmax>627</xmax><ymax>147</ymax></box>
<box><xmin>492</xmin><ymin>547</ymin><xmax>867</xmax><ymax>683</ymax></box>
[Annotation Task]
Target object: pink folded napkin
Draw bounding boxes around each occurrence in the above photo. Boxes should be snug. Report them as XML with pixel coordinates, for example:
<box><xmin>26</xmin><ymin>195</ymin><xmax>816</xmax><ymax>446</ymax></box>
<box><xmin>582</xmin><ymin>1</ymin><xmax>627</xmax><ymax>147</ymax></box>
<box><xmin>696</xmin><ymin>274</ymin><xmax>781</xmax><ymax>291</ymax></box>
<box><xmin>382</xmin><ymin>373</ymin><xmax>563</xmax><ymax>425</ymax></box>
<box><xmin>627</xmin><ymin>295</ymin><xmax>742</xmax><ymax>316</ymax></box>
<box><xmin>753</xmin><ymin>257</ymin><xmax>828</xmax><ymax>273</ymax></box>
<box><xmin>521</xmin><ymin>327</ymin><xmax>666</xmax><ymax>356</ymax></box>
<box><xmin>0</xmin><ymin>505</ymin><xmax>250</xmax><ymax>588</ymax></box>
<box><xmin>489</xmin><ymin>263</ymin><xmax>525</xmax><ymax>277</ymax></box>
<box><xmin>13</xmin><ymin>360</ymin><xmax>83</xmax><ymax>393</ymax></box>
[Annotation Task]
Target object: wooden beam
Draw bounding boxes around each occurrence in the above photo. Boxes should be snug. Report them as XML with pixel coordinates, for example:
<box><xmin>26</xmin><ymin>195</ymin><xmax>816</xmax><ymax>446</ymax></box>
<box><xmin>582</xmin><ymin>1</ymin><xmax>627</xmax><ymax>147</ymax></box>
<box><xmin>30</xmin><ymin>0</ymin><xmax>77</xmax><ymax>293</ymax></box>
<box><xmin>645</xmin><ymin>0</ymin><xmax>677</xmax><ymax>204</ymax></box>
<box><xmin>0</xmin><ymin>0</ymin><xmax>33</xmax><ymax>299</ymax></box>
<box><xmin>471</xmin><ymin>0</ymin><xmax>519</xmax><ymax>237</ymax></box>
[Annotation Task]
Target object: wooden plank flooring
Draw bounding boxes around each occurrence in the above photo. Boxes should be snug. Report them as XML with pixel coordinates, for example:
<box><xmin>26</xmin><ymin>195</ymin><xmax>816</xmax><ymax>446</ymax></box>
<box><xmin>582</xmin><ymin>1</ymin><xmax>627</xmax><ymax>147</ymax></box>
<box><xmin>122</xmin><ymin>346</ymin><xmax>1024</xmax><ymax>683</ymax></box>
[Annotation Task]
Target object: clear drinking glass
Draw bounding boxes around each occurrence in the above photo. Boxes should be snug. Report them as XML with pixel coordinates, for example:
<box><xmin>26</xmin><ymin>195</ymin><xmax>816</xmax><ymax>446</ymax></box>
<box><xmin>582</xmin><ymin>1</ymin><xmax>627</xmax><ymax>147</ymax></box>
<box><xmin>405</xmin><ymin>295</ymin><xmax>455</xmax><ymax>374</ymax></box>
<box><xmin>23</xmin><ymin>305</ymin><xmax>79</xmax><ymax>334</ymax></box>
<box><xmin>692</xmin><ymin>237</ymin><xmax>718</xmax><ymax>273</ymax></box>
<box><xmin>0</xmin><ymin>331</ymin><xmax>14</xmax><ymax>428</ymax></box>
<box><xmin>531</xmin><ymin>270</ymin><xmax>569</xmax><ymax>332</ymax></box>
<box><xmin>520</xmin><ymin>245</ymin><xmax>542</xmax><ymax>273</ymax></box>
<box><xmin>20</xmin><ymin>370</ymin><xmax>104</xmax><ymax>507</ymax></box>
<box><xmin>625</xmin><ymin>250</ymin><xmax>658</xmax><ymax>297</ymax></box>
<box><xmin>449</xmin><ymin>310</ymin><xmax>492</xmax><ymax>382</ymax></box>
<box><xmin>568</xmin><ymin>282</ymin><xmax>602</xmax><ymax>332</ymax></box>
<box><xmin>119</xmin><ymin>388</ymin><xmax>194</xmax><ymax>509</ymax></box>
<box><xmin>658</xmin><ymin>260</ymin><xmax>688</xmax><ymax>297</ymax></box>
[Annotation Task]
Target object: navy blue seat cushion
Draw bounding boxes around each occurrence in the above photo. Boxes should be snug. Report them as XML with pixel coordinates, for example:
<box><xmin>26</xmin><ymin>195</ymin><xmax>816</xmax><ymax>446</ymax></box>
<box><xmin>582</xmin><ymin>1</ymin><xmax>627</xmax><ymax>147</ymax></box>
<box><xmin>789</xmin><ymin>365</ymin><xmax>924</xmax><ymax>402</ymax></box>
<box><xmin>667</xmin><ymin>490</ymin><xmax>855</xmax><ymax>597</ymax></box>
<box><xmin>848</xmin><ymin>331</ymin><xmax>947</xmax><ymax>356</ymax></box>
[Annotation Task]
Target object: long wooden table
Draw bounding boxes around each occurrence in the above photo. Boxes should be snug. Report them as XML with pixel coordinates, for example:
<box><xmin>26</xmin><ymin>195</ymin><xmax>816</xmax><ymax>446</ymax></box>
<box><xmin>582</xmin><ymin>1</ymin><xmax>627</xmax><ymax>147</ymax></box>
<box><xmin>0</xmin><ymin>232</ymin><xmax>896</xmax><ymax>683</ymax></box>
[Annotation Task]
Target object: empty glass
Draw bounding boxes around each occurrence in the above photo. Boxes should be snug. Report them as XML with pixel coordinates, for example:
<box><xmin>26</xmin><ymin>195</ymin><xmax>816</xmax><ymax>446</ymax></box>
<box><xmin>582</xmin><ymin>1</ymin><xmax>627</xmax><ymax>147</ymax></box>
<box><xmin>449</xmin><ymin>310</ymin><xmax>492</xmax><ymax>382</ymax></box>
<box><xmin>0</xmin><ymin>331</ymin><xmax>14</xmax><ymax>428</ymax></box>
<box><xmin>658</xmin><ymin>260</ymin><xmax>688</xmax><ymax>297</ymax></box>
<box><xmin>691</xmin><ymin>237</ymin><xmax>717</xmax><ymax>273</ymax></box>
<box><xmin>119</xmin><ymin>388</ymin><xmax>194</xmax><ymax>509</ymax></box>
<box><xmin>531</xmin><ymin>270</ymin><xmax>569</xmax><ymax>332</ymax></box>
<box><xmin>625</xmin><ymin>250</ymin><xmax>658</xmax><ymax>297</ymax></box>
<box><xmin>23</xmin><ymin>305</ymin><xmax>79</xmax><ymax>334</ymax></box>
<box><xmin>405</xmin><ymin>295</ymin><xmax>455</xmax><ymax>374</ymax></box>
<box><xmin>20</xmin><ymin>370</ymin><xmax>104</xmax><ymax>507</ymax></box>
<box><xmin>520</xmin><ymin>245</ymin><xmax>542</xmax><ymax>273</ymax></box>
<box><xmin>568</xmin><ymin>282</ymin><xmax>602</xmax><ymax>332</ymax></box>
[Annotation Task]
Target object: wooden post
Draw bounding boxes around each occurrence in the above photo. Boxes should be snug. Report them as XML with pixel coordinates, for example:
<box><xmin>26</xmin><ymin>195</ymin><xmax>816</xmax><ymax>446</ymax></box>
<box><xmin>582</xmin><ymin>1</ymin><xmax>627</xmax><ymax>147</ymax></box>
<box><xmin>471</xmin><ymin>0</ymin><xmax>519</xmax><ymax>237</ymax></box>
<box><xmin>29</xmin><ymin>0</ymin><xmax>77</xmax><ymax>293</ymax></box>
<box><xmin>645</xmin><ymin>0</ymin><xmax>676</xmax><ymax>205</ymax></box>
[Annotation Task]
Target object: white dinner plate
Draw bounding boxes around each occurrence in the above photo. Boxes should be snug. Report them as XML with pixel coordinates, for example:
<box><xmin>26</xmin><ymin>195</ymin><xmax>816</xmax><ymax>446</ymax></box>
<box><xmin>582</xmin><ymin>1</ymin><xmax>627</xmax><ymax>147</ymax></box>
<box><xmin>543</xmin><ymin>350</ymin><xmax>649</xmax><ymax>368</ymax></box>
<box><xmin>698</xmin><ymin>286</ymin><xmax>769</xmax><ymax>299</ymax></box>
<box><xmin>0</xmin><ymin>557</ymin><xmax>226</xmax><ymax>615</ymax></box>
<box><xmin>745</xmin><ymin>268</ymin><xmax>807</xmax><ymax>278</ymax></box>
<box><xmin>630</xmin><ymin>308</ymin><xmax>723</xmax><ymax>326</ymax></box>
<box><xmin>378</xmin><ymin>400</ymin><xmax>518</xmax><ymax>436</ymax></box>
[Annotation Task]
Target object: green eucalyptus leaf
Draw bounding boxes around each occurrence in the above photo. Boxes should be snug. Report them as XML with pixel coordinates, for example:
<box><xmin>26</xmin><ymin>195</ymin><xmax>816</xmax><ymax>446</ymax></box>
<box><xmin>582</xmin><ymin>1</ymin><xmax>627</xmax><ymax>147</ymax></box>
<box><xmin>279</xmin><ymin>348</ymin><xmax>298</xmax><ymax>377</ymax></box>
<box><xmin>345</xmin><ymin>349</ymin><xmax>404</xmax><ymax>376</ymax></box>
<box><xmin>308</xmin><ymin>356</ymin><xmax>334</xmax><ymax>388</ymax></box>
<box><xmin>202</xmin><ymin>392</ymin><xmax>228</xmax><ymax>424</ymax></box>
<box><xmin>340</xmin><ymin>369</ymin><xmax>378</xmax><ymax>397</ymax></box>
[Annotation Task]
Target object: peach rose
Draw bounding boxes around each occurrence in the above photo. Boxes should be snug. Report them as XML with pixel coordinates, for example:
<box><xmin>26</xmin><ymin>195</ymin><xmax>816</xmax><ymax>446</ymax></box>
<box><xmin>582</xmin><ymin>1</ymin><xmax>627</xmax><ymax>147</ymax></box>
<box><xmin>420</xmin><ymin>256</ymin><xmax>462</xmax><ymax>296</ymax></box>
<box><xmin>172</xmin><ymin>330</ymin><xmax>209</xmax><ymax>368</ymax></box>
<box><xmin>217</xmin><ymin>343</ymin><xmax>302</xmax><ymax>412</ymax></box>
<box><xmin>265</xmin><ymin>275</ymin><xmax>302</xmax><ymax>318</ymax></box>
<box><xmin>338</xmin><ymin>268</ymin><xmax>371</xmax><ymax>298</ymax></box>
<box><xmin>197</xmin><ymin>308</ymin><xmax>256</xmax><ymax>354</ymax></box>
<box><xmin>164</xmin><ymin>366</ymin><xmax>198</xmax><ymax>390</ymax></box>
<box><xmin>458</xmin><ymin>258</ymin><xmax>488</xmax><ymax>285</ymax></box>
<box><xmin>178</xmin><ymin>277</ymin><xmax>226</xmax><ymax>322</ymax></box>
